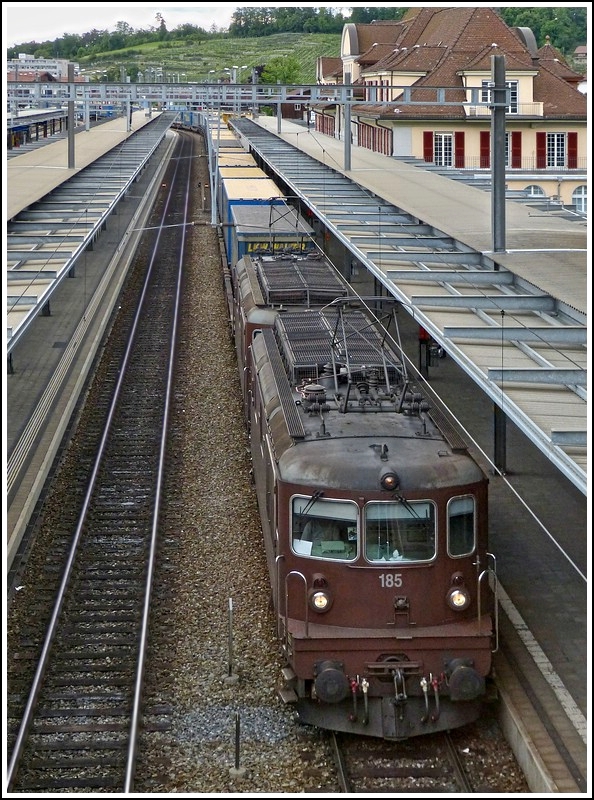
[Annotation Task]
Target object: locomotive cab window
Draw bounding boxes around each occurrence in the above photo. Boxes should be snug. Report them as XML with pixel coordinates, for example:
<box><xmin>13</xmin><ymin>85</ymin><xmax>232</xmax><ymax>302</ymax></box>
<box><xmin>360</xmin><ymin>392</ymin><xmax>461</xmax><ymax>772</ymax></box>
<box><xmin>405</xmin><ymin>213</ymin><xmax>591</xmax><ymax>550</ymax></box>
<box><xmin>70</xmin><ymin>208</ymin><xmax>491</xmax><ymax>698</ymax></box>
<box><xmin>364</xmin><ymin>501</ymin><xmax>435</xmax><ymax>562</ymax></box>
<box><xmin>292</xmin><ymin>496</ymin><xmax>358</xmax><ymax>560</ymax></box>
<box><xmin>447</xmin><ymin>495</ymin><xmax>476</xmax><ymax>557</ymax></box>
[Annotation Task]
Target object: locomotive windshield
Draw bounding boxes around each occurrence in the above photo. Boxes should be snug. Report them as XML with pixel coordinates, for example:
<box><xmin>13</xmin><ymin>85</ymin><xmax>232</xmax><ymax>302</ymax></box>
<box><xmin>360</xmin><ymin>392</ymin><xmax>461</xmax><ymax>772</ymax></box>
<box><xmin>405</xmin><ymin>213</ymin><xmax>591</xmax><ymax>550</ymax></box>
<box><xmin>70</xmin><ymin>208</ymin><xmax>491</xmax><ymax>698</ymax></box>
<box><xmin>447</xmin><ymin>495</ymin><xmax>476</xmax><ymax>556</ymax></box>
<box><xmin>291</xmin><ymin>496</ymin><xmax>358</xmax><ymax>560</ymax></box>
<box><xmin>365</xmin><ymin>501</ymin><xmax>436</xmax><ymax>562</ymax></box>
<box><xmin>291</xmin><ymin>496</ymin><xmax>474</xmax><ymax>563</ymax></box>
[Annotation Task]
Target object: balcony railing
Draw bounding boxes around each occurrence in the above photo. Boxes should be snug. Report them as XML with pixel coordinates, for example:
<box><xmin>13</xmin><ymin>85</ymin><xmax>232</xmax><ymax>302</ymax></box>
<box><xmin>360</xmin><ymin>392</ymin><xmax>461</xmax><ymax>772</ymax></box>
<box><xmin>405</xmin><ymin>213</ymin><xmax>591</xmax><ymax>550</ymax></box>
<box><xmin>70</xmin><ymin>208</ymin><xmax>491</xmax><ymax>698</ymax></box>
<box><xmin>436</xmin><ymin>155</ymin><xmax>587</xmax><ymax>172</ymax></box>
<box><xmin>465</xmin><ymin>102</ymin><xmax>544</xmax><ymax>117</ymax></box>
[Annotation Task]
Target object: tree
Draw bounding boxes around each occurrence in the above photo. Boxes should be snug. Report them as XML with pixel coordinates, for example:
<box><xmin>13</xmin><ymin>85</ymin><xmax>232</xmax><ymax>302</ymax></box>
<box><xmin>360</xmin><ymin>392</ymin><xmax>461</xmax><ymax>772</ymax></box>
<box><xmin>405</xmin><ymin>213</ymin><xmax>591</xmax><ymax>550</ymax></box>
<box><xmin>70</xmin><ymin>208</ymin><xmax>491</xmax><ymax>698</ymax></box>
<box><xmin>260</xmin><ymin>55</ymin><xmax>302</xmax><ymax>85</ymax></box>
<box><xmin>115</xmin><ymin>21</ymin><xmax>134</xmax><ymax>37</ymax></box>
<box><xmin>349</xmin><ymin>7</ymin><xmax>406</xmax><ymax>24</ymax></box>
<box><xmin>497</xmin><ymin>7</ymin><xmax>587</xmax><ymax>55</ymax></box>
<box><xmin>155</xmin><ymin>12</ymin><xmax>168</xmax><ymax>41</ymax></box>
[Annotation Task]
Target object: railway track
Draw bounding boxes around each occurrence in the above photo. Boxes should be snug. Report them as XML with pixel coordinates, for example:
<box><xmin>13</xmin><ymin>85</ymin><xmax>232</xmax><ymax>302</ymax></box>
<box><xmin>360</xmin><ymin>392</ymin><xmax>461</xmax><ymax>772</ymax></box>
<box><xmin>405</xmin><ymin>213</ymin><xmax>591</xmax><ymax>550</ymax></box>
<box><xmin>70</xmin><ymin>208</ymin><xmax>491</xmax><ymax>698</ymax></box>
<box><xmin>6</xmin><ymin>131</ymin><xmax>196</xmax><ymax>793</ymax></box>
<box><xmin>331</xmin><ymin>729</ymin><xmax>476</xmax><ymax>793</ymax></box>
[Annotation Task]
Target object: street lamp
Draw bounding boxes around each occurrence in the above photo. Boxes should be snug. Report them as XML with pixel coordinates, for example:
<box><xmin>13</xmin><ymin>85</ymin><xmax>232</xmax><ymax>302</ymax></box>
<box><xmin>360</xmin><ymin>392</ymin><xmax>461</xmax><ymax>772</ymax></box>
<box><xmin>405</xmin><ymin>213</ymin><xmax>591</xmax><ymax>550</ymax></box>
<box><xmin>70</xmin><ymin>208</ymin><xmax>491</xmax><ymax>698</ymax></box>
<box><xmin>225</xmin><ymin>65</ymin><xmax>248</xmax><ymax>83</ymax></box>
<box><xmin>224</xmin><ymin>65</ymin><xmax>249</xmax><ymax>113</ymax></box>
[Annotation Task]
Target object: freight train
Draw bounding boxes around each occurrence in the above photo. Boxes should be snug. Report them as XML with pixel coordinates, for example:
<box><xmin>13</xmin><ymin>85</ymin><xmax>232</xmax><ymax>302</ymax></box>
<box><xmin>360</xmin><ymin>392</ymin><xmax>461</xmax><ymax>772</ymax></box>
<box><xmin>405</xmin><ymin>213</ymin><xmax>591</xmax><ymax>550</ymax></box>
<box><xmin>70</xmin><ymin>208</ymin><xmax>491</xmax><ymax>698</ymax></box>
<box><xmin>228</xmin><ymin>248</ymin><xmax>498</xmax><ymax>740</ymax></box>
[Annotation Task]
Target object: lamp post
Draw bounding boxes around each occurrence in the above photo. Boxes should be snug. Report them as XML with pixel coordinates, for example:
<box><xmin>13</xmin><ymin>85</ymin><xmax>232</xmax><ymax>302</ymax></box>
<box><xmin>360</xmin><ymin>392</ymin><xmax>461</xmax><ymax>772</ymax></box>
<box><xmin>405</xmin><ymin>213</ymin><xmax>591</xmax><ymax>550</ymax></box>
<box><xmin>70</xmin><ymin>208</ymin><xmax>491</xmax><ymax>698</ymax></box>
<box><xmin>224</xmin><ymin>65</ymin><xmax>248</xmax><ymax>112</ymax></box>
<box><xmin>234</xmin><ymin>65</ymin><xmax>248</xmax><ymax>83</ymax></box>
<box><xmin>238</xmin><ymin>66</ymin><xmax>248</xmax><ymax>113</ymax></box>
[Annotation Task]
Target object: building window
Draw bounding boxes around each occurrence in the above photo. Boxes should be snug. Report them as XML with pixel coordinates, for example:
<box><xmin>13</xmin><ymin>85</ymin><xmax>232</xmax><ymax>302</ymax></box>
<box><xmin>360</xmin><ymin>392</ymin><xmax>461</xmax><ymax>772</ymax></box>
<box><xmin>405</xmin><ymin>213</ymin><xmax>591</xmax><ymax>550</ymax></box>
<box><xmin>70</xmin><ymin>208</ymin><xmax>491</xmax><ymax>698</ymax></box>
<box><xmin>434</xmin><ymin>132</ymin><xmax>453</xmax><ymax>167</ymax></box>
<box><xmin>506</xmin><ymin>81</ymin><xmax>519</xmax><ymax>113</ymax></box>
<box><xmin>572</xmin><ymin>185</ymin><xmax>587</xmax><ymax>214</ymax></box>
<box><xmin>481</xmin><ymin>80</ymin><xmax>518</xmax><ymax>113</ymax></box>
<box><xmin>536</xmin><ymin>131</ymin><xmax>577</xmax><ymax>169</ymax></box>
<box><xmin>547</xmin><ymin>133</ymin><xmax>566</xmax><ymax>167</ymax></box>
<box><xmin>524</xmin><ymin>184</ymin><xmax>545</xmax><ymax>196</ymax></box>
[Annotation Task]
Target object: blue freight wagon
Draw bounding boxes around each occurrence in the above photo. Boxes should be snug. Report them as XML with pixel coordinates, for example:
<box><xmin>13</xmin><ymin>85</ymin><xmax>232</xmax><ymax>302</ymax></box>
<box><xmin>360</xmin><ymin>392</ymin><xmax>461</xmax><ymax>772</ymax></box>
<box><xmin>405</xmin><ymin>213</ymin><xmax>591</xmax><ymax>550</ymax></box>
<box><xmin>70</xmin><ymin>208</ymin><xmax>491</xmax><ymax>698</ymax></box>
<box><xmin>219</xmin><ymin>175</ymin><xmax>286</xmax><ymax>259</ymax></box>
<box><xmin>229</xmin><ymin>203</ymin><xmax>315</xmax><ymax>266</ymax></box>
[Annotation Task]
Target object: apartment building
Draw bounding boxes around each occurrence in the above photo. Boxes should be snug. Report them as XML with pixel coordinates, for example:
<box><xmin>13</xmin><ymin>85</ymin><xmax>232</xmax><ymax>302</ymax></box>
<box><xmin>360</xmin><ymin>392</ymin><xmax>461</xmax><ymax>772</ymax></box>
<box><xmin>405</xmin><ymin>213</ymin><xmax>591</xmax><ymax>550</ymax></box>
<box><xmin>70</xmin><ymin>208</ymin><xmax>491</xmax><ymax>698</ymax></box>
<box><xmin>316</xmin><ymin>7</ymin><xmax>587</xmax><ymax>212</ymax></box>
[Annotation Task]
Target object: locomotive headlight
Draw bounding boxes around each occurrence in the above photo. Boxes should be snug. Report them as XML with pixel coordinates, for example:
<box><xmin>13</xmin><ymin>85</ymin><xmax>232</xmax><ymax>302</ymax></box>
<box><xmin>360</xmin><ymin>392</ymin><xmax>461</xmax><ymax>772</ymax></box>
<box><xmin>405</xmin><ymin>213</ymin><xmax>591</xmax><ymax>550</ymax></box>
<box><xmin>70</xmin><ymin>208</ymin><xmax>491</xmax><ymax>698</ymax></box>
<box><xmin>446</xmin><ymin>586</ymin><xmax>470</xmax><ymax>611</ymax></box>
<box><xmin>309</xmin><ymin>590</ymin><xmax>333</xmax><ymax>613</ymax></box>
<box><xmin>380</xmin><ymin>469</ymin><xmax>400</xmax><ymax>491</ymax></box>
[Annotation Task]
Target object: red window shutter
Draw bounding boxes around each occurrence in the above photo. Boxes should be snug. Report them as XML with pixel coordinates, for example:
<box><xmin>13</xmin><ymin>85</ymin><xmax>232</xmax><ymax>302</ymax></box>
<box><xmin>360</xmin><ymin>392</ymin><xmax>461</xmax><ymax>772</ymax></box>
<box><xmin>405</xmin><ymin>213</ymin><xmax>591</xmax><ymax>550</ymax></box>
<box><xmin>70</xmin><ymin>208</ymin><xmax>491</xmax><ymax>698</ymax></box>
<box><xmin>536</xmin><ymin>131</ymin><xmax>546</xmax><ymax>169</ymax></box>
<box><xmin>423</xmin><ymin>131</ymin><xmax>433</xmax><ymax>162</ymax></box>
<box><xmin>567</xmin><ymin>132</ymin><xmax>577</xmax><ymax>168</ymax></box>
<box><xmin>480</xmin><ymin>130</ymin><xmax>490</xmax><ymax>168</ymax></box>
<box><xmin>511</xmin><ymin>131</ymin><xmax>522</xmax><ymax>168</ymax></box>
<box><xmin>454</xmin><ymin>131</ymin><xmax>465</xmax><ymax>168</ymax></box>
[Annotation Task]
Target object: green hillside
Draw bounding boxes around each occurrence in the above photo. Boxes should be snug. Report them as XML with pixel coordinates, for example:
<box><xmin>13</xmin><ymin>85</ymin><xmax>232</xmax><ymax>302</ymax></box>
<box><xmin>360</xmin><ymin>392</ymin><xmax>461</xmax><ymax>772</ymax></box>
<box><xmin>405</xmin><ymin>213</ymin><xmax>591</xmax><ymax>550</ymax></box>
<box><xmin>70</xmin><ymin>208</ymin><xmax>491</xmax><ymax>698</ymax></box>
<box><xmin>80</xmin><ymin>33</ymin><xmax>341</xmax><ymax>84</ymax></box>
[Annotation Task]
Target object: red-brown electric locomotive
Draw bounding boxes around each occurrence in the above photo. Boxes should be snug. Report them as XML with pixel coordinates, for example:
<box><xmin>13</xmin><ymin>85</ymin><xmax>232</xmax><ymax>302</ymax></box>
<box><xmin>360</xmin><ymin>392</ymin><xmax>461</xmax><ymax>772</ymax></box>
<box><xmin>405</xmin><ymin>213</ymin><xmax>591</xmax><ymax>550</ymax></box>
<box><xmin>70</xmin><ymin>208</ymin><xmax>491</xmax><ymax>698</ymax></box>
<box><xmin>232</xmin><ymin>251</ymin><xmax>497</xmax><ymax>740</ymax></box>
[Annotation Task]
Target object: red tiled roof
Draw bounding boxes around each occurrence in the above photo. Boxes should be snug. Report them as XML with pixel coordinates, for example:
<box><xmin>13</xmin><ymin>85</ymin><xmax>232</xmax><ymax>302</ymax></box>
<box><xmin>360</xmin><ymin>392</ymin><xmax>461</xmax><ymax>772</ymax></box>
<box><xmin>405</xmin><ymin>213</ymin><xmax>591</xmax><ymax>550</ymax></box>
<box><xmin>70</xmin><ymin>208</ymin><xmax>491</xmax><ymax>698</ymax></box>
<box><xmin>465</xmin><ymin>42</ymin><xmax>536</xmax><ymax>71</ymax></box>
<box><xmin>318</xmin><ymin>56</ymin><xmax>342</xmax><ymax>81</ymax></box>
<box><xmin>7</xmin><ymin>70</ymin><xmax>86</xmax><ymax>82</ymax></box>
<box><xmin>351</xmin><ymin>21</ymin><xmax>405</xmax><ymax>54</ymax></box>
<box><xmin>537</xmin><ymin>40</ymin><xmax>583</xmax><ymax>86</ymax></box>
<box><xmin>533</xmin><ymin>61</ymin><xmax>587</xmax><ymax>117</ymax></box>
<box><xmin>346</xmin><ymin>7</ymin><xmax>585</xmax><ymax>122</ymax></box>
<box><xmin>357</xmin><ymin>43</ymin><xmax>400</xmax><ymax>66</ymax></box>
<box><xmin>365</xmin><ymin>44</ymin><xmax>447</xmax><ymax>74</ymax></box>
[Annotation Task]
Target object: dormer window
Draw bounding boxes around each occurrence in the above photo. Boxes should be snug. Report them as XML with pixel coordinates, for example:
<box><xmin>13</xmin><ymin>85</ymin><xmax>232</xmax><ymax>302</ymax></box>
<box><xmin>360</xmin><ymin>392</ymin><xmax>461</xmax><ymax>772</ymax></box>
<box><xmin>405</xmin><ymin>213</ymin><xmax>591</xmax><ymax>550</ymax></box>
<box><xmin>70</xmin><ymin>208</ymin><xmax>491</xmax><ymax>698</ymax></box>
<box><xmin>481</xmin><ymin>79</ymin><xmax>518</xmax><ymax>114</ymax></box>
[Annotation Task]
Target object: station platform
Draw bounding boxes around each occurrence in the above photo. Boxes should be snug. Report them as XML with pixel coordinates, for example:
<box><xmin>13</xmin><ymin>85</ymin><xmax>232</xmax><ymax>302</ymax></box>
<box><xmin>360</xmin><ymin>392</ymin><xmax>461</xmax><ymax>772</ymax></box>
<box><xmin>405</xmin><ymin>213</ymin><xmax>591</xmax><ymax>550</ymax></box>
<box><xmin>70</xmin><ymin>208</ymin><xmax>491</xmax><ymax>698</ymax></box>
<box><xmin>6</xmin><ymin>122</ymin><xmax>176</xmax><ymax>565</ymax></box>
<box><xmin>6</xmin><ymin>110</ymin><xmax>161</xmax><ymax>220</ymax></box>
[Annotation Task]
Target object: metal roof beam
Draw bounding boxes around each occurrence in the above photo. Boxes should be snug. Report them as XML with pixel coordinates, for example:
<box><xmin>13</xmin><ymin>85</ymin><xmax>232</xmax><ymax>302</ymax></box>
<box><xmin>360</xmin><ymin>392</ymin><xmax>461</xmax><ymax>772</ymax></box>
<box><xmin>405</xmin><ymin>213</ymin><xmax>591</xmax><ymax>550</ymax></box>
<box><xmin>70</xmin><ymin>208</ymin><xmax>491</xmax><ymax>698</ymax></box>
<box><xmin>488</xmin><ymin>368</ymin><xmax>586</xmax><ymax>385</ymax></box>
<box><xmin>40</xmin><ymin>200</ymin><xmax>111</xmax><ymax>207</ymax></box>
<box><xmin>336</xmin><ymin>223</ymin><xmax>434</xmax><ymax>234</ymax></box>
<box><xmin>7</xmin><ymin>271</ymin><xmax>57</xmax><ymax>281</ymax></box>
<box><xmin>387</xmin><ymin>270</ymin><xmax>513</xmax><ymax>285</ymax></box>
<box><xmin>551</xmin><ymin>431</ymin><xmax>587</xmax><ymax>446</ymax></box>
<box><xmin>354</xmin><ymin>236</ymin><xmax>454</xmax><ymax>248</ymax></box>
<box><xmin>6</xmin><ymin>80</ymin><xmax>518</xmax><ymax>109</ymax></box>
<box><xmin>18</xmin><ymin>210</ymin><xmax>103</xmax><ymax>218</ymax></box>
<box><xmin>411</xmin><ymin>295</ymin><xmax>556</xmax><ymax>311</ymax></box>
<box><xmin>7</xmin><ymin>250</ymin><xmax>74</xmax><ymax>261</ymax></box>
<box><xmin>444</xmin><ymin>326</ymin><xmax>587</xmax><ymax>344</ymax></box>
<box><xmin>331</xmin><ymin>212</ymin><xmax>413</xmax><ymax>221</ymax></box>
<box><xmin>7</xmin><ymin>235</ymin><xmax>85</xmax><ymax>245</ymax></box>
<box><xmin>8</xmin><ymin>295</ymin><xmax>38</xmax><ymax>306</ymax></box>
<box><xmin>8</xmin><ymin>220</ymin><xmax>93</xmax><ymax>229</ymax></box>
<box><xmin>364</xmin><ymin>250</ymin><xmax>483</xmax><ymax>264</ymax></box>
